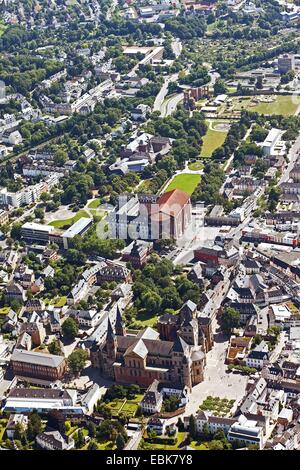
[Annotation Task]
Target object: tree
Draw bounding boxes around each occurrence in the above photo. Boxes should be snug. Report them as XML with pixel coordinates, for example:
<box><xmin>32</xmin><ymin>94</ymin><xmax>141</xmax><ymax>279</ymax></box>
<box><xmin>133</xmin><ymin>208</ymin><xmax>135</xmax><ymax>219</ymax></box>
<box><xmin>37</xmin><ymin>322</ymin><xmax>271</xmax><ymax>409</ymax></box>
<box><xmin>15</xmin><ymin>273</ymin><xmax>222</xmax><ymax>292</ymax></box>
<box><xmin>68</xmin><ymin>348</ymin><xmax>88</xmax><ymax>376</ymax></box>
<box><xmin>48</xmin><ymin>339</ymin><xmax>63</xmax><ymax>356</ymax></box>
<box><xmin>116</xmin><ymin>433</ymin><xmax>126</xmax><ymax>450</ymax></box>
<box><xmin>87</xmin><ymin>440</ymin><xmax>98</xmax><ymax>450</ymax></box>
<box><xmin>27</xmin><ymin>412</ymin><xmax>42</xmax><ymax>440</ymax></box>
<box><xmin>76</xmin><ymin>429</ymin><xmax>85</xmax><ymax>448</ymax></box>
<box><xmin>47</xmin><ymin>410</ymin><xmax>66</xmax><ymax>433</ymax></box>
<box><xmin>214</xmin><ymin>78</ymin><xmax>227</xmax><ymax>96</ymax></box>
<box><xmin>54</xmin><ymin>148</ymin><xmax>68</xmax><ymax>167</ymax></box>
<box><xmin>62</xmin><ymin>317</ymin><xmax>78</xmax><ymax>340</ymax></box>
<box><xmin>255</xmin><ymin>76</ymin><xmax>263</xmax><ymax>89</ymax></box>
<box><xmin>87</xmin><ymin>421</ymin><xmax>96</xmax><ymax>438</ymax></box>
<box><xmin>34</xmin><ymin>207</ymin><xmax>45</xmax><ymax>220</ymax></box>
<box><xmin>203</xmin><ymin>422</ymin><xmax>210</xmax><ymax>438</ymax></box>
<box><xmin>209</xmin><ymin>439</ymin><xmax>224</xmax><ymax>450</ymax></box>
<box><xmin>220</xmin><ymin>307</ymin><xmax>240</xmax><ymax>334</ymax></box>
<box><xmin>189</xmin><ymin>414</ymin><xmax>197</xmax><ymax>439</ymax></box>
<box><xmin>177</xmin><ymin>417</ymin><xmax>184</xmax><ymax>432</ymax></box>
<box><xmin>14</xmin><ymin>423</ymin><xmax>24</xmax><ymax>441</ymax></box>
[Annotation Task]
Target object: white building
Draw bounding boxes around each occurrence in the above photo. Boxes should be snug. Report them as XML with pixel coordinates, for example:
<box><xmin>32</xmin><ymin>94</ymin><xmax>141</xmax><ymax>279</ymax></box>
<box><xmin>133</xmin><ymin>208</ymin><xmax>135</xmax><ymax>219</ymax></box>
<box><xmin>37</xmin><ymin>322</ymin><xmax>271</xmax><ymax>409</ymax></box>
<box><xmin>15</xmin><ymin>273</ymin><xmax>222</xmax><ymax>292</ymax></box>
<box><xmin>262</xmin><ymin>128</ymin><xmax>286</xmax><ymax>157</ymax></box>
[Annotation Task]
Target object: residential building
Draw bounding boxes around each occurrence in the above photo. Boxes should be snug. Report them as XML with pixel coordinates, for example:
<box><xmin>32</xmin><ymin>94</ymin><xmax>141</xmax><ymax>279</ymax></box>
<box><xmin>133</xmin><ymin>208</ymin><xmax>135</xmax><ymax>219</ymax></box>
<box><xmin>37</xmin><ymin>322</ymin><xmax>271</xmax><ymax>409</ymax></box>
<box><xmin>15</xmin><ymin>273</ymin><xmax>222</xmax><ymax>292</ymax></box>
<box><xmin>5</xmin><ymin>414</ymin><xmax>28</xmax><ymax>439</ymax></box>
<box><xmin>140</xmin><ymin>379</ymin><xmax>163</xmax><ymax>414</ymax></box>
<box><xmin>36</xmin><ymin>431</ymin><xmax>75</xmax><ymax>450</ymax></box>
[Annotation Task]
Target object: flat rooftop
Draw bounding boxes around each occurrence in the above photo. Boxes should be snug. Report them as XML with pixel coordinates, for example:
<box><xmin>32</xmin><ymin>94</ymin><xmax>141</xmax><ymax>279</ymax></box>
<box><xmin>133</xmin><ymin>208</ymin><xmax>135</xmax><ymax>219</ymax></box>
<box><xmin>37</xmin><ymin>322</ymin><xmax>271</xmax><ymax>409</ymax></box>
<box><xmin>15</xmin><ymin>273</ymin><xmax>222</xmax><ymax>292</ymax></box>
<box><xmin>62</xmin><ymin>217</ymin><xmax>93</xmax><ymax>238</ymax></box>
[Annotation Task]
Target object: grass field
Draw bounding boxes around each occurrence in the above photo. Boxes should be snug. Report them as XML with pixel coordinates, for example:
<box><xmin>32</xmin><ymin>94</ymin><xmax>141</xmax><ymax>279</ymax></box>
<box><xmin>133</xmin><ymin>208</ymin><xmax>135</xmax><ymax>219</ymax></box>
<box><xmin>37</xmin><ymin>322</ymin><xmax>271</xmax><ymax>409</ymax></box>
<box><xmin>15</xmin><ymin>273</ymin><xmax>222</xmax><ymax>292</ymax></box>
<box><xmin>49</xmin><ymin>210</ymin><xmax>90</xmax><ymax>229</ymax></box>
<box><xmin>253</xmin><ymin>95</ymin><xmax>299</xmax><ymax>115</ymax></box>
<box><xmin>141</xmin><ymin>432</ymin><xmax>187</xmax><ymax>450</ymax></box>
<box><xmin>165</xmin><ymin>174</ymin><xmax>201</xmax><ymax>195</ymax></box>
<box><xmin>222</xmin><ymin>95</ymin><xmax>299</xmax><ymax>116</ymax></box>
<box><xmin>200</xmin><ymin>126</ymin><xmax>228</xmax><ymax>158</ymax></box>
<box><xmin>87</xmin><ymin>198</ymin><xmax>101</xmax><ymax>209</ymax></box>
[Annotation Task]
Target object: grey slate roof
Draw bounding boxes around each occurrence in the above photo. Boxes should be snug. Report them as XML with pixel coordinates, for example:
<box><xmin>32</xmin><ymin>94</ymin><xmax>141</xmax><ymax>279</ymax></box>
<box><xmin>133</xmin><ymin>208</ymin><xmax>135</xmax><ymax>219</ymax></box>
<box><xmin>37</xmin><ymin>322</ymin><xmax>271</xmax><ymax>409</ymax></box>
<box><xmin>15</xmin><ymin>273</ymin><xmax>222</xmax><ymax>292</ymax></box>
<box><xmin>11</xmin><ymin>349</ymin><xmax>65</xmax><ymax>368</ymax></box>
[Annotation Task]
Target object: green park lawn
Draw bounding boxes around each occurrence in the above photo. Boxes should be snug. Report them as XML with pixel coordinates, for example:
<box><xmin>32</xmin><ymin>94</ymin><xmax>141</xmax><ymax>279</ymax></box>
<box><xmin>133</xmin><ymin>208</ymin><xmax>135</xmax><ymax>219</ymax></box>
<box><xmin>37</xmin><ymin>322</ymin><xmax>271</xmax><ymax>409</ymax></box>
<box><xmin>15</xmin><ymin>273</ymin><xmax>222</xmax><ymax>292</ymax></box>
<box><xmin>188</xmin><ymin>161</ymin><xmax>204</xmax><ymax>171</ymax></box>
<box><xmin>134</xmin><ymin>310</ymin><xmax>158</xmax><ymax>328</ymax></box>
<box><xmin>224</xmin><ymin>95</ymin><xmax>299</xmax><ymax>116</ymax></box>
<box><xmin>200</xmin><ymin>126</ymin><xmax>228</xmax><ymax>158</ymax></box>
<box><xmin>253</xmin><ymin>94</ymin><xmax>299</xmax><ymax>116</ymax></box>
<box><xmin>87</xmin><ymin>198</ymin><xmax>101</xmax><ymax>209</ymax></box>
<box><xmin>44</xmin><ymin>296</ymin><xmax>67</xmax><ymax>308</ymax></box>
<box><xmin>0</xmin><ymin>307</ymin><xmax>10</xmax><ymax>315</ymax></box>
<box><xmin>165</xmin><ymin>174</ymin><xmax>201</xmax><ymax>195</ymax></box>
<box><xmin>141</xmin><ymin>432</ymin><xmax>187</xmax><ymax>450</ymax></box>
<box><xmin>49</xmin><ymin>210</ymin><xmax>90</xmax><ymax>229</ymax></box>
<box><xmin>190</xmin><ymin>441</ymin><xmax>210</xmax><ymax>450</ymax></box>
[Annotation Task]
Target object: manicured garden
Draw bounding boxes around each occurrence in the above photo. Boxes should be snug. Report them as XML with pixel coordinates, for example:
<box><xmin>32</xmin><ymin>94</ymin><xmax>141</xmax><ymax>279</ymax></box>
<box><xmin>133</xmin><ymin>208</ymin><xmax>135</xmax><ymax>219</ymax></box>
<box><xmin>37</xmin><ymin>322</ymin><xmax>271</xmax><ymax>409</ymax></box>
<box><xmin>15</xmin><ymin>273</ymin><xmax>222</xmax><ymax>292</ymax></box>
<box><xmin>105</xmin><ymin>394</ymin><xmax>144</xmax><ymax>418</ymax></box>
<box><xmin>165</xmin><ymin>173</ymin><xmax>201</xmax><ymax>195</ymax></box>
<box><xmin>199</xmin><ymin>396</ymin><xmax>235</xmax><ymax>416</ymax></box>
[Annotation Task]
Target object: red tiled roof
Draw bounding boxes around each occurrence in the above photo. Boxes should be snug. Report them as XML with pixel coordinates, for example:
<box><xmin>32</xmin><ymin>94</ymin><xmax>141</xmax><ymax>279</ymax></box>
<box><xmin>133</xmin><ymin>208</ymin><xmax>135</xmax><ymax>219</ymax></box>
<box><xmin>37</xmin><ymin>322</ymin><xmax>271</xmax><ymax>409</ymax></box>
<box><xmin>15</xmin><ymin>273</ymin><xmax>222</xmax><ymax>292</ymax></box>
<box><xmin>156</xmin><ymin>189</ymin><xmax>190</xmax><ymax>217</ymax></box>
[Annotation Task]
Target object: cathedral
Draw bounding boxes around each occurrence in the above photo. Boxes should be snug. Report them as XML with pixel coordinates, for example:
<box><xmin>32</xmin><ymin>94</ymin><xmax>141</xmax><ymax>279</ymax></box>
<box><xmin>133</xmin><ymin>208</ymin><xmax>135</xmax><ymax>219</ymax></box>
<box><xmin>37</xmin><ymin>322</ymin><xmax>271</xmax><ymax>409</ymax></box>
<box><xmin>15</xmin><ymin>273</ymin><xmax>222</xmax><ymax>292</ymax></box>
<box><xmin>90</xmin><ymin>300</ymin><xmax>214</xmax><ymax>390</ymax></box>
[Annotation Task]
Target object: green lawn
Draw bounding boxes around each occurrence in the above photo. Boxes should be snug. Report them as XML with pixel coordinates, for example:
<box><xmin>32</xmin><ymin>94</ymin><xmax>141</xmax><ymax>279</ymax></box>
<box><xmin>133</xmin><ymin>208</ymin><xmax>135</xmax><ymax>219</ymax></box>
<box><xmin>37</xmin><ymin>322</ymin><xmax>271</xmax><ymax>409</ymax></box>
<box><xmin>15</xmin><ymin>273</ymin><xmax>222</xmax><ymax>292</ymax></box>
<box><xmin>222</xmin><ymin>95</ymin><xmax>299</xmax><ymax>116</ymax></box>
<box><xmin>97</xmin><ymin>440</ymin><xmax>116</xmax><ymax>450</ymax></box>
<box><xmin>188</xmin><ymin>161</ymin><xmax>204</xmax><ymax>171</ymax></box>
<box><xmin>133</xmin><ymin>311</ymin><xmax>158</xmax><ymax>328</ymax></box>
<box><xmin>200</xmin><ymin>127</ymin><xmax>228</xmax><ymax>157</ymax></box>
<box><xmin>190</xmin><ymin>441</ymin><xmax>210</xmax><ymax>450</ymax></box>
<box><xmin>0</xmin><ymin>307</ymin><xmax>10</xmax><ymax>315</ymax></box>
<box><xmin>165</xmin><ymin>174</ymin><xmax>201</xmax><ymax>195</ymax></box>
<box><xmin>53</xmin><ymin>296</ymin><xmax>67</xmax><ymax>307</ymax></box>
<box><xmin>87</xmin><ymin>198</ymin><xmax>101</xmax><ymax>209</ymax></box>
<box><xmin>141</xmin><ymin>432</ymin><xmax>187</xmax><ymax>450</ymax></box>
<box><xmin>0</xmin><ymin>419</ymin><xmax>8</xmax><ymax>442</ymax></box>
<box><xmin>49</xmin><ymin>210</ymin><xmax>90</xmax><ymax>229</ymax></box>
<box><xmin>106</xmin><ymin>394</ymin><xmax>143</xmax><ymax>417</ymax></box>
<box><xmin>253</xmin><ymin>95</ymin><xmax>299</xmax><ymax>116</ymax></box>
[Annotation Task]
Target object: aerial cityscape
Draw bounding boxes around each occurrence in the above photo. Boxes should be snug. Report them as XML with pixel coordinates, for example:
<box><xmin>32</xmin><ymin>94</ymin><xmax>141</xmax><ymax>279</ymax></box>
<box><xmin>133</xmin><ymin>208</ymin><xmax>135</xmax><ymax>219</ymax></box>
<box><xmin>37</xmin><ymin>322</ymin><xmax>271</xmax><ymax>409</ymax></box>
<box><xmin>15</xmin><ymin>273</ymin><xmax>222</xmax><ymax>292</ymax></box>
<box><xmin>0</xmin><ymin>0</ymin><xmax>300</xmax><ymax>455</ymax></box>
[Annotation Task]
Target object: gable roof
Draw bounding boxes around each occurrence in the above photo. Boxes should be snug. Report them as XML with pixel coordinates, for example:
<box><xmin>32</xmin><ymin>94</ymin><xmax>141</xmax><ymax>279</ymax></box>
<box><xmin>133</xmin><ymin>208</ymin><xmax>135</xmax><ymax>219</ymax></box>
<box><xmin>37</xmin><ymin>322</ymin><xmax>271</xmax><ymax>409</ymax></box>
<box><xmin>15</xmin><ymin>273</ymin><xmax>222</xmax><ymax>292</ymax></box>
<box><xmin>124</xmin><ymin>338</ymin><xmax>148</xmax><ymax>359</ymax></box>
<box><xmin>155</xmin><ymin>189</ymin><xmax>190</xmax><ymax>217</ymax></box>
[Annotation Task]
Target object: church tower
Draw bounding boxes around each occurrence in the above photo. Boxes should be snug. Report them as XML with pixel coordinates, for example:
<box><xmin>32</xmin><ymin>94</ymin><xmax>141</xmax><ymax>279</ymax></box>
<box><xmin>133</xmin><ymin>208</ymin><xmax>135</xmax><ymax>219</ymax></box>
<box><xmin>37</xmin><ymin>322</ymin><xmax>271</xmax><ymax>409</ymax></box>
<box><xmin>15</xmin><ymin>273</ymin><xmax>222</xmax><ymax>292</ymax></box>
<box><xmin>115</xmin><ymin>304</ymin><xmax>126</xmax><ymax>337</ymax></box>
<box><xmin>182</xmin><ymin>354</ymin><xmax>192</xmax><ymax>391</ymax></box>
<box><xmin>106</xmin><ymin>318</ymin><xmax>117</xmax><ymax>361</ymax></box>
